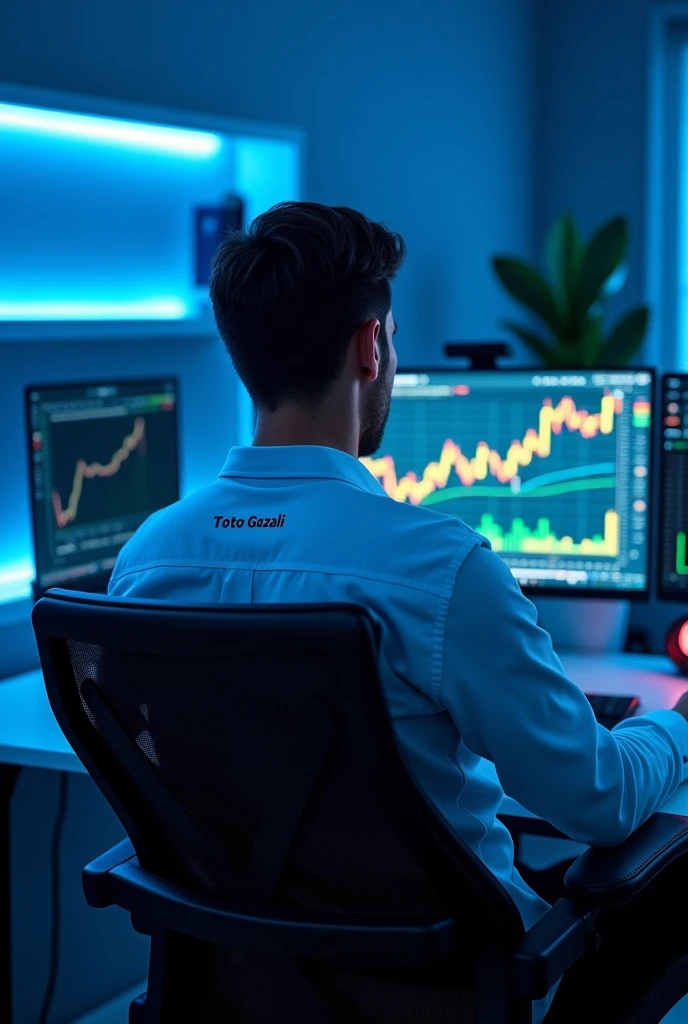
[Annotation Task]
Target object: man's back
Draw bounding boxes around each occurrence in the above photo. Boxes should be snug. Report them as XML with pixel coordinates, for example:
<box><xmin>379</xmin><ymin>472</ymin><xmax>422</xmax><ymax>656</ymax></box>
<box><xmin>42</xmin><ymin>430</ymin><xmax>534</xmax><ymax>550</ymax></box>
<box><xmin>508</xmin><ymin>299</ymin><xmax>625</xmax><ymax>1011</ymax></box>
<box><xmin>110</xmin><ymin>445</ymin><xmax>546</xmax><ymax>901</ymax></box>
<box><xmin>111</xmin><ymin>443</ymin><xmax>478</xmax><ymax>621</ymax></box>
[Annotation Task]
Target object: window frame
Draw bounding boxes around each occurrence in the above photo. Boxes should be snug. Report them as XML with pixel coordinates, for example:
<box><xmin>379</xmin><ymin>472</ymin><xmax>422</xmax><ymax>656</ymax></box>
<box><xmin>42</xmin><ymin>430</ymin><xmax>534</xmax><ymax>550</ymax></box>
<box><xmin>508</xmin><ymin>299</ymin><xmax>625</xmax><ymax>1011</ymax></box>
<box><xmin>645</xmin><ymin>6</ymin><xmax>688</xmax><ymax>369</ymax></box>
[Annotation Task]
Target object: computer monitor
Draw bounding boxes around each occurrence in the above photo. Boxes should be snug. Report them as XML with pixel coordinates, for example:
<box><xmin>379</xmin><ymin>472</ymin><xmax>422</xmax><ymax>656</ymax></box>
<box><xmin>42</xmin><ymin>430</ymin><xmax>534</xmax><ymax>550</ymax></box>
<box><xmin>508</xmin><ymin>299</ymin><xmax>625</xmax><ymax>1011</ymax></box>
<box><xmin>659</xmin><ymin>372</ymin><xmax>688</xmax><ymax>600</ymax></box>
<box><xmin>361</xmin><ymin>368</ymin><xmax>654</xmax><ymax>597</ymax></box>
<box><xmin>26</xmin><ymin>377</ymin><xmax>180</xmax><ymax>598</ymax></box>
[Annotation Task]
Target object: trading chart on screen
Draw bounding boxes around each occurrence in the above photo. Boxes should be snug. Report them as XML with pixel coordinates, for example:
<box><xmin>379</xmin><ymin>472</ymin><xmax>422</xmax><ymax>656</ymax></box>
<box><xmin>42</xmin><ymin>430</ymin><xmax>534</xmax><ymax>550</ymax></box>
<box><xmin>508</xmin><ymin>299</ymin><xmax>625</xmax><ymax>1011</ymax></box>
<box><xmin>27</xmin><ymin>379</ymin><xmax>179</xmax><ymax>590</ymax></box>
<box><xmin>361</xmin><ymin>369</ymin><xmax>653</xmax><ymax>594</ymax></box>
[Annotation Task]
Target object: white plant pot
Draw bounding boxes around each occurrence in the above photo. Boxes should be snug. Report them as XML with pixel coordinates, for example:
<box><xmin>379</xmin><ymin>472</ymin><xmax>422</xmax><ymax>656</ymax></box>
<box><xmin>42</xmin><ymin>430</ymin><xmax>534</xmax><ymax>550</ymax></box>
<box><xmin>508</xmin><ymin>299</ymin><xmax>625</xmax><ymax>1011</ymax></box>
<box><xmin>532</xmin><ymin>597</ymin><xmax>630</xmax><ymax>654</ymax></box>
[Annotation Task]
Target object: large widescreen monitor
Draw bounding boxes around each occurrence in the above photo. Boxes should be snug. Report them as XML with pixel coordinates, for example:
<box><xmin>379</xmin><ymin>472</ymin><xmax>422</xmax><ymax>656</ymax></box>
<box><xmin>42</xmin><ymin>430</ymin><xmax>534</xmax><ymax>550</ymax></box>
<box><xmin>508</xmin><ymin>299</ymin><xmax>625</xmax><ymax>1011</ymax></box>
<box><xmin>26</xmin><ymin>377</ymin><xmax>179</xmax><ymax>597</ymax></box>
<box><xmin>361</xmin><ymin>368</ymin><xmax>654</xmax><ymax>597</ymax></box>
<box><xmin>659</xmin><ymin>372</ymin><xmax>688</xmax><ymax>600</ymax></box>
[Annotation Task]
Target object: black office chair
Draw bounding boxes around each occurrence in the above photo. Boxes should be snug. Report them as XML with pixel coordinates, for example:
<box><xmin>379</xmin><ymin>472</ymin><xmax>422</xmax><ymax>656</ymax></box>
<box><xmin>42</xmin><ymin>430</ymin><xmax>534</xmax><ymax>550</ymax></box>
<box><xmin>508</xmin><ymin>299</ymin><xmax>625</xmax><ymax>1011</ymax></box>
<box><xmin>31</xmin><ymin>589</ymin><xmax>688</xmax><ymax>1023</ymax></box>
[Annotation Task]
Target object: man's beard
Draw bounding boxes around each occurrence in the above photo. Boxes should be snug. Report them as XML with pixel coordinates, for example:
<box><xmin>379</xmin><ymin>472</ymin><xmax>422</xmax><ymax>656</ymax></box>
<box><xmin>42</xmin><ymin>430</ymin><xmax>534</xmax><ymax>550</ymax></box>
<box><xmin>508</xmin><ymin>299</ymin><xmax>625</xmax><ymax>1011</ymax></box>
<box><xmin>358</xmin><ymin>363</ymin><xmax>394</xmax><ymax>458</ymax></box>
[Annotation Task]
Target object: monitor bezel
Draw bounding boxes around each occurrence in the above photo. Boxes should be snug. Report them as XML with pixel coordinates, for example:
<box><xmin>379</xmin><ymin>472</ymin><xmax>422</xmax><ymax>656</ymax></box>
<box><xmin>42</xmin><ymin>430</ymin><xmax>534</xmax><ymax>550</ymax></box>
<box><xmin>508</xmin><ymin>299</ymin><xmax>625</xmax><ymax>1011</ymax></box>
<box><xmin>25</xmin><ymin>375</ymin><xmax>181</xmax><ymax>599</ymax></box>
<box><xmin>392</xmin><ymin>365</ymin><xmax>655</xmax><ymax>601</ymax></box>
<box><xmin>657</xmin><ymin>371</ymin><xmax>687</xmax><ymax>603</ymax></box>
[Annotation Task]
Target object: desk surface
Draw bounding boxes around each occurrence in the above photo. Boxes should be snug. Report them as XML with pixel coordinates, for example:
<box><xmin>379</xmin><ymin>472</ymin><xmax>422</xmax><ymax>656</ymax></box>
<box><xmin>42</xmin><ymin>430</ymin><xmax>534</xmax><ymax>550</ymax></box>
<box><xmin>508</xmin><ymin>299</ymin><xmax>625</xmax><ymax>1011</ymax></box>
<box><xmin>3</xmin><ymin>654</ymin><xmax>688</xmax><ymax>790</ymax></box>
<box><xmin>558</xmin><ymin>652</ymin><xmax>688</xmax><ymax>713</ymax></box>
<box><xmin>0</xmin><ymin>669</ymin><xmax>84</xmax><ymax>773</ymax></box>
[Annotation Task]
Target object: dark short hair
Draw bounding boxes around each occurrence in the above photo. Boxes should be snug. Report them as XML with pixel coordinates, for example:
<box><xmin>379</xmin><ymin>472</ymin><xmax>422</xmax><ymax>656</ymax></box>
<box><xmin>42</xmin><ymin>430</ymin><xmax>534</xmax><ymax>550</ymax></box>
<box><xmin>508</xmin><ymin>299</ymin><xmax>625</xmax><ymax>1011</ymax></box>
<box><xmin>209</xmin><ymin>201</ymin><xmax>406</xmax><ymax>411</ymax></box>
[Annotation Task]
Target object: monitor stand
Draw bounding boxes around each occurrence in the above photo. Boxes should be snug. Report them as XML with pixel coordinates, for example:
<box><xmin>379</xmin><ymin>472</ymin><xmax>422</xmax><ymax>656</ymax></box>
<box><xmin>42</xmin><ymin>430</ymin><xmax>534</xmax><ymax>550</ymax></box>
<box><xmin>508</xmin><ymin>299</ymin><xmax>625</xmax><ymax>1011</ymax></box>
<box><xmin>532</xmin><ymin>597</ymin><xmax>630</xmax><ymax>655</ymax></box>
<box><xmin>443</xmin><ymin>342</ymin><xmax>511</xmax><ymax>369</ymax></box>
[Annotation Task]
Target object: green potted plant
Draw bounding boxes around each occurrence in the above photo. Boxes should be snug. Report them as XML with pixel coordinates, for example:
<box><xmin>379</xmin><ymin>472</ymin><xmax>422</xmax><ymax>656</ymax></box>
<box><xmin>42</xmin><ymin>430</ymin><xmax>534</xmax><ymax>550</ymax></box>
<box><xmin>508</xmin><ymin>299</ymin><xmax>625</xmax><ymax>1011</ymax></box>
<box><xmin>492</xmin><ymin>214</ymin><xmax>650</xmax><ymax>367</ymax></box>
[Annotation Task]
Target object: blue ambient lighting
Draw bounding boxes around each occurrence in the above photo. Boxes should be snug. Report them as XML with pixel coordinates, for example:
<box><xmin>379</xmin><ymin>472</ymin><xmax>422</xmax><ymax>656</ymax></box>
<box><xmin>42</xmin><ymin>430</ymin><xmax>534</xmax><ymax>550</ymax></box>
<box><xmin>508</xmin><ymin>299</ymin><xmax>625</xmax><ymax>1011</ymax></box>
<box><xmin>0</xmin><ymin>102</ymin><xmax>222</xmax><ymax>157</ymax></box>
<box><xmin>0</xmin><ymin>298</ymin><xmax>189</xmax><ymax>321</ymax></box>
<box><xmin>0</xmin><ymin>563</ymin><xmax>33</xmax><ymax>604</ymax></box>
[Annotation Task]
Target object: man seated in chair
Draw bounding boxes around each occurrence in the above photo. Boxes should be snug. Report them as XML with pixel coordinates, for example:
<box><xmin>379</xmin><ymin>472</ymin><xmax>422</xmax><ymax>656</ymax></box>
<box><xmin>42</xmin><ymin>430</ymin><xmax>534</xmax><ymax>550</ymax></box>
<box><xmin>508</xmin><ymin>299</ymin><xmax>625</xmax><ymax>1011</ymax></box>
<box><xmin>109</xmin><ymin>201</ymin><xmax>688</xmax><ymax>1022</ymax></box>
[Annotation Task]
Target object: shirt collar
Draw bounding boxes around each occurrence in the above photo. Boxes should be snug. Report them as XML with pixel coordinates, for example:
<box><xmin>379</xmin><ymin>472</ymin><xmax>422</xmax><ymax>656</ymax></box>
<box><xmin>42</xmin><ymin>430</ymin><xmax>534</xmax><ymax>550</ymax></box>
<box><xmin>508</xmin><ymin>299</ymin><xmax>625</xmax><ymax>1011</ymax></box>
<box><xmin>219</xmin><ymin>445</ymin><xmax>387</xmax><ymax>497</ymax></box>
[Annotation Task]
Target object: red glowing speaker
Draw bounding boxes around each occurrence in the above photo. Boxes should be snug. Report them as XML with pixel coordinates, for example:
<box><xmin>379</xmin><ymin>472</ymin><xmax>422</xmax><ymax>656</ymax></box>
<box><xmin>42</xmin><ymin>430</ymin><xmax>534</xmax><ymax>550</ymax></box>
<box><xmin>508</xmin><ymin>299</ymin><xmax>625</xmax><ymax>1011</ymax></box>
<box><xmin>666</xmin><ymin>617</ymin><xmax>688</xmax><ymax>674</ymax></box>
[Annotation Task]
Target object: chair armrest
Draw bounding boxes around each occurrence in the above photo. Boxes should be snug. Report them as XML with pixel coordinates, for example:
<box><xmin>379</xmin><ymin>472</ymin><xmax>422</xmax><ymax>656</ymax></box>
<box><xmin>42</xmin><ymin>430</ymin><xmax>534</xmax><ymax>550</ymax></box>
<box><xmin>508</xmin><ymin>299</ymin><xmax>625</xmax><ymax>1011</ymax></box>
<box><xmin>564</xmin><ymin>812</ymin><xmax>688</xmax><ymax>908</ymax></box>
<box><xmin>91</xmin><ymin>856</ymin><xmax>457</xmax><ymax>962</ymax></box>
<box><xmin>83</xmin><ymin>838</ymin><xmax>136</xmax><ymax>908</ymax></box>
<box><xmin>511</xmin><ymin>899</ymin><xmax>597</xmax><ymax>999</ymax></box>
<box><xmin>510</xmin><ymin>812</ymin><xmax>688</xmax><ymax>998</ymax></box>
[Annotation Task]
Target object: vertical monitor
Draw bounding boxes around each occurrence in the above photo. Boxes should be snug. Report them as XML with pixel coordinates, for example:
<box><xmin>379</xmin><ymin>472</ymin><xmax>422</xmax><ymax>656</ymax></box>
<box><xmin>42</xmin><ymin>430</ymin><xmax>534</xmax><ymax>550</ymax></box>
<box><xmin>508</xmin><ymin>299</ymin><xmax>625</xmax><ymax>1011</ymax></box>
<box><xmin>659</xmin><ymin>372</ymin><xmax>688</xmax><ymax>600</ymax></box>
<box><xmin>361</xmin><ymin>368</ymin><xmax>654</xmax><ymax>596</ymax></box>
<box><xmin>26</xmin><ymin>377</ymin><xmax>179</xmax><ymax>596</ymax></box>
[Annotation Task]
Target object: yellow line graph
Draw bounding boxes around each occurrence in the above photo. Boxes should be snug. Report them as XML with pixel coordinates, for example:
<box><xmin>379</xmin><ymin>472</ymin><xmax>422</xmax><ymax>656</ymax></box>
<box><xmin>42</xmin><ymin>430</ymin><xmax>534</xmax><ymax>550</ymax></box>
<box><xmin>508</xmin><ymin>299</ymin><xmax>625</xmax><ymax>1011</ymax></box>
<box><xmin>361</xmin><ymin>392</ymin><xmax>618</xmax><ymax>504</ymax></box>
<box><xmin>52</xmin><ymin>416</ymin><xmax>146</xmax><ymax>528</ymax></box>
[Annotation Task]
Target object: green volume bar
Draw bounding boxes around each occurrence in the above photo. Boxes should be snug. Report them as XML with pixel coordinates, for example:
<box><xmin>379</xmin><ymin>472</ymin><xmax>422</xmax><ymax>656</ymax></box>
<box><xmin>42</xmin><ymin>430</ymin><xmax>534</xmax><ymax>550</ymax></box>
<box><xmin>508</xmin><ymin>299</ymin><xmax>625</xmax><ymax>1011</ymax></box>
<box><xmin>476</xmin><ymin>511</ymin><xmax>618</xmax><ymax>556</ymax></box>
<box><xmin>677</xmin><ymin>532</ymin><xmax>688</xmax><ymax>575</ymax></box>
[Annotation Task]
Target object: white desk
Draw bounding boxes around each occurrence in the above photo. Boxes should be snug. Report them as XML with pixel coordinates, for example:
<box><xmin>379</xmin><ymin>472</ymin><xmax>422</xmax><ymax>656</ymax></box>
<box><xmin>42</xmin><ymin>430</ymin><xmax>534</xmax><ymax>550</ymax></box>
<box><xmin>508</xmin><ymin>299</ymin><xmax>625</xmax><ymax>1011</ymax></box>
<box><xmin>0</xmin><ymin>669</ymin><xmax>83</xmax><ymax>774</ymax></box>
<box><xmin>558</xmin><ymin>652</ymin><xmax>688</xmax><ymax>714</ymax></box>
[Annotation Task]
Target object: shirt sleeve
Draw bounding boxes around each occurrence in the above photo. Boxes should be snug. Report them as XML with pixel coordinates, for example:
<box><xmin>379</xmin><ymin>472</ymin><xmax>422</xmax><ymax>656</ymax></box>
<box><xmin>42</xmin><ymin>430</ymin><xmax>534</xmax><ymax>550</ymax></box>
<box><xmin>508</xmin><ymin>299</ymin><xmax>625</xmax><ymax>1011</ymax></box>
<box><xmin>441</xmin><ymin>543</ymin><xmax>688</xmax><ymax>846</ymax></box>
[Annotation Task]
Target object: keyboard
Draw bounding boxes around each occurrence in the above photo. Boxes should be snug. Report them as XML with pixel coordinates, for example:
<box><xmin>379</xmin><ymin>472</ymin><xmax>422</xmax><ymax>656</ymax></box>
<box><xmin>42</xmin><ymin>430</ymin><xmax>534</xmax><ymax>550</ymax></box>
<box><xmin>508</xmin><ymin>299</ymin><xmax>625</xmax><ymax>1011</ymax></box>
<box><xmin>585</xmin><ymin>693</ymin><xmax>640</xmax><ymax>730</ymax></box>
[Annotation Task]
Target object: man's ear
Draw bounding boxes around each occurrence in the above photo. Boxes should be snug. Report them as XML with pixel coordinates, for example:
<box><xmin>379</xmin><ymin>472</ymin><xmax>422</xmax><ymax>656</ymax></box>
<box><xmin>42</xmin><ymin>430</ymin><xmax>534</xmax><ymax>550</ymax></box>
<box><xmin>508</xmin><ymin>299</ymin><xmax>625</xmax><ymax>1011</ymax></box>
<box><xmin>358</xmin><ymin>318</ymin><xmax>381</xmax><ymax>381</ymax></box>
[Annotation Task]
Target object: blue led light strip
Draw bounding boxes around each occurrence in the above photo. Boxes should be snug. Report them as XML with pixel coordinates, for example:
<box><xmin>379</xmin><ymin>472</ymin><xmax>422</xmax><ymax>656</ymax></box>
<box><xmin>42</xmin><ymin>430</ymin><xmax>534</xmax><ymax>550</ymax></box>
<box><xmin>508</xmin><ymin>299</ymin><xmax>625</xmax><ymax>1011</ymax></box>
<box><xmin>0</xmin><ymin>299</ymin><xmax>189</xmax><ymax>321</ymax></box>
<box><xmin>0</xmin><ymin>102</ymin><xmax>222</xmax><ymax>157</ymax></box>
